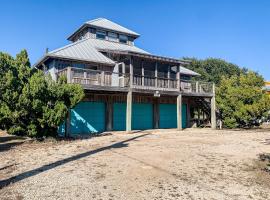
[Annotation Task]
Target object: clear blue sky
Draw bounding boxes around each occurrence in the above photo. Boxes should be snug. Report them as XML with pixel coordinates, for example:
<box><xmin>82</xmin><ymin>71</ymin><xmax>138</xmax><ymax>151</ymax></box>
<box><xmin>1</xmin><ymin>0</ymin><xmax>269</xmax><ymax>80</ymax></box>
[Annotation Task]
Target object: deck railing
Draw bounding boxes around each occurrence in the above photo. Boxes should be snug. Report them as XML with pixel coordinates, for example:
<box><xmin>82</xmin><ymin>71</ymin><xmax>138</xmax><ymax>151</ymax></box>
<box><xmin>56</xmin><ymin>67</ymin><xmax>213</xmax><ymax>94</ymax></box>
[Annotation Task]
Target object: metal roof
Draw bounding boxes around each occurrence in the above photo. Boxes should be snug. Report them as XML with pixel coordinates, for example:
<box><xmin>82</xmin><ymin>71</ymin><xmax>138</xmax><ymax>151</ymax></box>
<box><xmin>86</xmin><ymin>18</ymin><xmax>140</xmax><ymax>37</ymax></box>
<box><xmin>68</xmin><ymin>18</ymin><xmax>140</xmax><ymax>41</ymax></box>
<box><xmin>180</xmin><ymin>66</ymin><xmax>200</xmax><ymax>76</ymax></box>
<box><xmin>34</xmin><ymin>38</ymin><xmax>149</xmax><ymax>67</ymax></box>
<box><xmin>34</xmin><ymin>38</ymin><xmax>200</xmax><ymax>76</ymax></box>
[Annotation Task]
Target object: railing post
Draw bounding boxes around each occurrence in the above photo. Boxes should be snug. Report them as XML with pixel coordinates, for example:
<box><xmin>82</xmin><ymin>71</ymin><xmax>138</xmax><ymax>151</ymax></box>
<box><xmin>167</xmin><ymin>65</ymin><xmax>170</xmax><ymax>88</ymax></box>
<box><xmin>101</xmin><ymin>71</ymin><xmax>105</xmax><ymax>86</ymax></box>
<box><xmin>83</xmin><ymin>71</ymin><xmax>87</xmax><ymax>85</ymax></box>
<box><xmin>196</xmin><ymin>81</ymin><xmax>199</xmax><ymax>93</ymax></box>
<box><xmin>130</xmin><ymin>57</ymin><xmax>133</xmax><ymax>88</ymax></box>
<box><xmin>141</xmin><ymin>61</ymin><xmax>144</xmax><ymax>86</ymax></box>
<box><xmin>177</xmin><ymin>65</ymin><xmax>180</xmax><ymax>91</ymax></box>
<box><xmin>155</xmin><ymin>62</ymin><xmax>158</xmax><ymax>88</ymax></box>
<box><xmin>67</xmin><ymin>67</ymin><xmax>72</xmax><ymax>83</ymax></box>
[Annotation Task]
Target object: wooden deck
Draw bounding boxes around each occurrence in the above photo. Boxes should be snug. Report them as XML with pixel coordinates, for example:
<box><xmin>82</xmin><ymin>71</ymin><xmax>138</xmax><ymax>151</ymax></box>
<box><xmin>56</xmin><ymin>67</ymin><xmax>214</xmax><ymax>97</ymax></box>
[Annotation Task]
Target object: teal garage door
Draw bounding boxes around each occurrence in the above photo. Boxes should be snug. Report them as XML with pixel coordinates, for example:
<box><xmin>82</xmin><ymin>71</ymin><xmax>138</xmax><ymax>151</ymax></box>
<box><xmin>132</xmin><ymin>103</ymin><xmax>153</xmax><ymax>130</ymax></box>
<box><xmin>113</xmin><ymin>103</ymin><xmax>126</xmax><ymax>131</ymax></box>
<box><xmin>71</xmin><ymin>102</ymin><xmax>105</xmax><ymax>135</ymax></box>
<box><xmin>113</xmin><ymin>103</ymin><xmax>153</xmax><ymax>130</ymax></box>
<box><xmin>159</xmin><ymin>103</ymin><xmax>187</xmax><ymax>129</ymax></box>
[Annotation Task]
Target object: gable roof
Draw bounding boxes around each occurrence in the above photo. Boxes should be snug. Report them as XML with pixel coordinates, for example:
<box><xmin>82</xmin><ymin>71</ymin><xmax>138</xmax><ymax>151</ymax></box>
<box><xmin>68</xmin><ymin>18</ymin><xmax>140</xmax><ymax>41</ymax></box>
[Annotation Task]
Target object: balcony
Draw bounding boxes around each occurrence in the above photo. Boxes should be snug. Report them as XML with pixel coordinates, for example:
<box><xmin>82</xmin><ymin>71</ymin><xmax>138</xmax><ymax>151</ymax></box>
<box><xmin>56</xmin><ymin>67</ymin><xmax>214</xmax><ymax>95</ymax></box>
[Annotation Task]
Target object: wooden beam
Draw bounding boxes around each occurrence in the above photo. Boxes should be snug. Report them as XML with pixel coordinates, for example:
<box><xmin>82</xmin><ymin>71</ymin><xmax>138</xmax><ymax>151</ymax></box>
<box><xmin>129</xmin><ymin>56</ymin><xmax>133</xmax><ymax>87</ymax></box>
<box><xmin>105</xmin><ymin>100</ymin><xmax>113</xmax><ymax>131</ymax></box>
<box><xmin>177</xmin><ymin>94</ymin><xmax>182</xmax><ymax>130</ymax></box>
<box><xmin>153</xmin><ymin>99</ymin><xmax>159</xmax><ymax>129</ymax></box>
<box><xmin>176</xmin><ymin>65</ymin><xmax>180</xmax><ymax>91</ymax></box>
<box><xmin>211</xmin><ymin>84</ymin><xmax>216</xmax><ymax>129</ymax></box>
<box><xmin>155</xmin><ymin>62</ymin><xmax>158</xmax><ymax>88</ymax></box>
<box><xmin>126</xmin><ymin>91</ymin><xmax>132</xmax><ymax>132</ymax></box>
<box><xmin>67</xmin><ymin>67</ymin><xmax>72</xmax><ymax>83</ymax></box>
<box><xmin>141</xmin><ymin>60</ymin><xmax>144</xmax><ymax>86</ymax></box>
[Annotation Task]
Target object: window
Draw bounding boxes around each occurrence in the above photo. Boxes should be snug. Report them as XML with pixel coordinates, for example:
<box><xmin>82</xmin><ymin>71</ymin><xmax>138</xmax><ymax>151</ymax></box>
<box><xmin>119</xmin><ymin>34</ymin><xmax>128</xmax><ymax>44</ymax></box>
<box><xmin>96</xmin><ymin>30</ymin><xmax>106</xmax><ymax>40</ymax></box>
<box><xmin>108</xmin><ymin>32</ymin><xmax>118</xmax><ymax>42</ymax></box>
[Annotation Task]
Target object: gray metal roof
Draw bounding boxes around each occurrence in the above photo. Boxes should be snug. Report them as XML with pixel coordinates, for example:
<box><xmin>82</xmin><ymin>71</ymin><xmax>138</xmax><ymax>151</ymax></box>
<box><xmin>180</xmin><ymin>66</ymin><xmax>200</xmax><ymax>76</ymax></box>
<box><xmin>43</xmin><ymin>38</ymin><xmax>149</xmax><ymax>65</ymax></box>
<box><xmin>86</xmin><ymin>18</ymin><xmax>140</xmax><ymax>37</ymax></box>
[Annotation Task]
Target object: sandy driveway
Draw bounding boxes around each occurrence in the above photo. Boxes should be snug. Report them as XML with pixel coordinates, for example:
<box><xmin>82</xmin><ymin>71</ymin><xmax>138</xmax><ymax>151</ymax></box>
<box><xmin>1</xmin><ymin>129</ymin><xmax>270</xmax><ymax>200</ymax></box>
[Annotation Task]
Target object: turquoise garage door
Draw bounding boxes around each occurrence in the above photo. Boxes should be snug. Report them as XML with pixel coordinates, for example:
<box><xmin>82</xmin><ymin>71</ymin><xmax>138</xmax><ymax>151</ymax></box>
<box><xmin>113</xmin><ymin>103</ymin><xmax>153</xmax><ymax>131</ymax></box>
<box><xmin>113</xmin><ymin>103</ymin><xmax>126</xmax><ymax>131</ymax></box>
<box><xmin>70</xmin><ymin>102</ymin><xmax>105</xmax><ymax>135</ymax></box>
<box><xmin>159</xmin><ymin>103</ymin><xmax>187</xmax><ymax>129</ymax></box>
<box><xmin>132</xmin><ymin>103</ymin><xmax>153</xmax><ymax>130</ymax></box>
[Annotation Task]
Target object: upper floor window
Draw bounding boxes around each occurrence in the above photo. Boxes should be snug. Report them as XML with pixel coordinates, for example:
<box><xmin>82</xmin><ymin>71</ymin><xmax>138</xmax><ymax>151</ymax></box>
<box><xmin>119</xmin><ymin>34</ymin><xmax>128</xmax><ymax>44</ymax></box>
<box><xmin>96</xmin><ymin>30</ymin><xmax>106</xmax><ymax>40</ymax></box>
<box><xmin>108</xmin><ymin>32</ymin><xmax>118</xmax><ymax>42</ymax></box>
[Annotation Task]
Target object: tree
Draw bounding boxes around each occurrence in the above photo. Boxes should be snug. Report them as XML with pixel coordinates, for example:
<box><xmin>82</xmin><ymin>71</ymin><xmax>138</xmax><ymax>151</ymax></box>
<box><xmin>0</xmin><ymin>50</ymin><xmax>84</xmax><ymax>137</ymax></box>
<box><xmin>216</xmin><ymin>72</ymin><xmax>270</xmax><ymax>128</ymax></box>
<box><xmin>183</xmin><ymin>57</ymin><xmax>247</xmax><ymax>85</ymax></box>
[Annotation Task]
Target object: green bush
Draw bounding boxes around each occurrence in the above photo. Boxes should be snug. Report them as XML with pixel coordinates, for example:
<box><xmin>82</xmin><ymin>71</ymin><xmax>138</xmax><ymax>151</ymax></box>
<box><xmin>0</xmin><ymin>50</ymin><xmax>84</xmax><ymax>137</ymax></box>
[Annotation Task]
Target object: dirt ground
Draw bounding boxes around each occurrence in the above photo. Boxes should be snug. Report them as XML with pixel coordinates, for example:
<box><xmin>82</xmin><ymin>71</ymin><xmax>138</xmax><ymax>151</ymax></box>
<box><xmin>1</xmin><ymin>128</ymin><xmax>270</xmax><ymax>200</ymax></box>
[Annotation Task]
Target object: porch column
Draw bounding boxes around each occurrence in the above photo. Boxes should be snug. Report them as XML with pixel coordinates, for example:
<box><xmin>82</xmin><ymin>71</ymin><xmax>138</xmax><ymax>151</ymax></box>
<box><xmin>106</xmin><ymin>100</ymin><xmax>113</xmax><ymax>131</ymax></box>
<box><xmin>153</xmin><ymin>99</ymin><xmax>159</xmax><ymax>129</ymax></box>
<box><xmin>211</xmin><ymin>83</ymin><xmax>216</xmax><ymax>129</ymax></box>
<box><xmin>187</xmin><ymin>100</ymin><xmax>191</xmax><ymax>128</ymax></box>
<box><xmin>65</xmin><ymin>109</ymin><xmax>71</xmax><ymax>137</ymax></box>
<box><xmin>126</xmin><ymin>90</ymin><xmax>132</xmax><ymax>132</ymax></box>
<box><xmin>155</xmin><ymin>62</ymin><xmax>158</xmax><ymax>88</ymax></box>
<box><xmin>177</xmin><ymin>94</ymin><xmax>182</xmax><ymax>130</ymax></box>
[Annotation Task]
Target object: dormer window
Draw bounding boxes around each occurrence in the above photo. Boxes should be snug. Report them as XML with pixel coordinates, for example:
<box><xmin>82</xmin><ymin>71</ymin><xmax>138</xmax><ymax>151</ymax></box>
<box><xmin>108</xmin><ymin>32</ymin><xmax>118</xmax><ymax>42</ymax></box>
<box><xmin>119</xmin><ymin>34</ymin><xmax>128</xmax><ymax>44</ymax></box>
<box><xmin>96</xmin><ymin>30</ymin><xmax>106</xmax><ymax>40</ymax></box>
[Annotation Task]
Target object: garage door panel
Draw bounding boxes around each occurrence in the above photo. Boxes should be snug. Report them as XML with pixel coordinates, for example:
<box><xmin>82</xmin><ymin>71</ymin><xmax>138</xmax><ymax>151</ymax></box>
<box><xmin>159</xmin><ymin>104</ymin><xmax>177</xmax><ymax>129</ymax></box>
<box><xmin>132</xmin><ymin>103</ymin><xmax>153</xmax><ymax>130</ymax></box>
<box><xmin>113</xmin><ymin>103</ymin><xmax>126</xmax><ymax>131</ymax></box>
<box><xmin>159</xmin><ymin>103</ymin><xmax>187</xmax><ymax>129</ymax></box>
<box><xmin>71</xmin><ymin>102</ymin><xmax>105</xmax><ymax>135</ymax></box>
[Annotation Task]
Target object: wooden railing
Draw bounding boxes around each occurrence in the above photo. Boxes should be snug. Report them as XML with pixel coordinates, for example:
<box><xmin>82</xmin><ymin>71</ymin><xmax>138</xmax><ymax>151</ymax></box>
<box><xmin>56</xmin><ymin>67</ymin><xmax>213</xmax><ymax>94</ymax></box>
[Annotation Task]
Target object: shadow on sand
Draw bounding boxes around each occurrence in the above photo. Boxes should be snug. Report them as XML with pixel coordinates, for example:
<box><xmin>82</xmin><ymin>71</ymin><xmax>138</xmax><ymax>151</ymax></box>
<box><xmin>0</xmin><ymin>133</ymin><xmax>150</xmax><ymax>189</ymax></box>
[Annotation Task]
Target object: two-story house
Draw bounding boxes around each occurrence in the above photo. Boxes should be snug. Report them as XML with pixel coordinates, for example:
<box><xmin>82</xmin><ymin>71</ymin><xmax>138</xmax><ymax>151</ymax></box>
<box><xmin>34</xmin><ymin>18</ymin><xmax>216</xmax><ymax>137</ymax></box>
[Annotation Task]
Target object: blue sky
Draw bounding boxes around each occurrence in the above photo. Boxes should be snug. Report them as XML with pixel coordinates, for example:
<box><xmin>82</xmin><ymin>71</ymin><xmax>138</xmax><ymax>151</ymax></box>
<box><xmin>0</xmin><ymin>0</ymin><xmax>269</xmax><ymax>79</ymax></box>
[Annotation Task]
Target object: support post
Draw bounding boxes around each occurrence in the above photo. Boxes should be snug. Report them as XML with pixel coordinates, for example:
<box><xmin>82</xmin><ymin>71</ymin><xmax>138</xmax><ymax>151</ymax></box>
<box><xmin>106</xmin><ymin>100</ymin><xmax>113</xmax><ymax>131</ymax></box>
<box><xmin>177</xmin><ymin>94</ymin><xmax>182</xmax><ymax>130</ymax></box>
<box><xmin>126</xmin><ymin>91</ymin><xmax>132</xmax><ymax>132</ymax></box>
<box><xmin>67</xmin><ymin>67</ymin><xmax>72</xmax><ymax>83</ymax></box>
<box><xmin>155</xmin><ymin>62</ymin><xmax>158</xmax><ymax>88</ymax></box>
<box><xmin>153</xmin><ymin>99</ymin><xmax>159</xmax><ymax>129</ymax></box>
<box><xmin>186</xmin><ymin>100</ymin><xmax>191</xmax><ymax>128</ymax></box>
<box><xmin>65</xmin><ymin>109</ymin><xmax>71</xmax><ymax>137</ymax></box>
<box><xmin>211</xmin><ymin>83</ymin><xmax>216</xmax><ymax>129</ymax></box>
